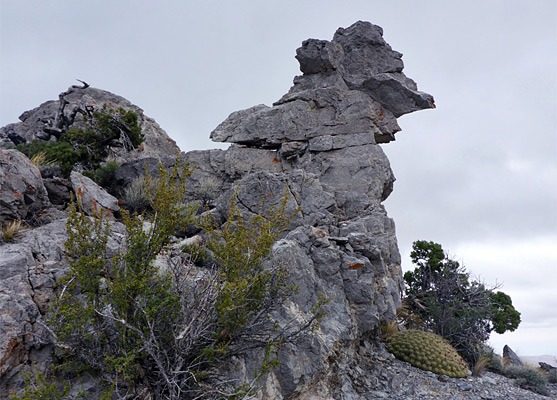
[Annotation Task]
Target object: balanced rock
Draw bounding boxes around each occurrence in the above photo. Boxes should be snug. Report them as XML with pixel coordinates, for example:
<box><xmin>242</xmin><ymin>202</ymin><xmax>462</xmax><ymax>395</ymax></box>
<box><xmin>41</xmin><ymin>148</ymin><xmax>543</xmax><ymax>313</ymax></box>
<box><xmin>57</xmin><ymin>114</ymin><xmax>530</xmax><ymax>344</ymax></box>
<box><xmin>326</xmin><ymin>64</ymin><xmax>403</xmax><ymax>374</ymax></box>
<box><xmin>181</xmin><ymin>20</ymin><xmax>433</xmax><ymax>398</ymax></box>
<box><xmin>211</xmin><ymin>20</ymin><xmax>434</xmax><ymax>148</ymax></box>
<box><xmin>0</xmin><ymin>20</ymin><xmax>436</xmax><ymax>400</ymax></box>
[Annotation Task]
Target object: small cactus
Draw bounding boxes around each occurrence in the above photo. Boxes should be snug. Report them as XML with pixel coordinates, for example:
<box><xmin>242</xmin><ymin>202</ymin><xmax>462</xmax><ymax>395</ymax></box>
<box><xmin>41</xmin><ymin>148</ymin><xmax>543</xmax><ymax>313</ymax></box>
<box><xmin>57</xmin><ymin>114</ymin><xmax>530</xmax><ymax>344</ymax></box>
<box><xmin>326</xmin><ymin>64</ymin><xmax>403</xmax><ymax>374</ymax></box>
<box><xmin>387</xmin><ymin>330</ymin><xmax>468</xmax><ymax>378</ymax></box>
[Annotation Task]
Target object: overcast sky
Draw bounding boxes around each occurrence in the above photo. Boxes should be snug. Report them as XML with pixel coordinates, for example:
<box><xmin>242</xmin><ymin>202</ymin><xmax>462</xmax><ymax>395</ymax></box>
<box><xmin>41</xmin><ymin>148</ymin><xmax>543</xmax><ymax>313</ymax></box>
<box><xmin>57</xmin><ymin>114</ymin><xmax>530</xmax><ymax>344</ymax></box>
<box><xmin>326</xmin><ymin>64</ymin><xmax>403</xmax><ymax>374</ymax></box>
<box><xmin>1</xmin><ymin>1</ymin><xmax>556</xmax><ymax>358</ymax></box>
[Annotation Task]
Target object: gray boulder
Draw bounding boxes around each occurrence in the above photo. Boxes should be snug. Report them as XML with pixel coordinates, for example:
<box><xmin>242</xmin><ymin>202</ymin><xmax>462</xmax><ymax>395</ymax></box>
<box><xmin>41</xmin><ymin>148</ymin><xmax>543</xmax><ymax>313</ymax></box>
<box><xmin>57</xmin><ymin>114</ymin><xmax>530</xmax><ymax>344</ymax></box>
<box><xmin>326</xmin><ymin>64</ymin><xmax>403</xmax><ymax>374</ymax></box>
<box><xmin>0</xmin><ymin>149</ymin><xmax>51</xmax><ymax>225</ymax></box>
<box><xmin>0</xmin><ymin>219</ymin><xmax>67</xmax><ymax>392</ymax></box>
<box><xmin>70</xmin><ymin>171</ymin><xmax>120</xmax><ymax>216</ymax></box>
<box><xmin>503</xmin><ymin>344</ymin><xmax>523</xmax><ymax>366</ymax></box>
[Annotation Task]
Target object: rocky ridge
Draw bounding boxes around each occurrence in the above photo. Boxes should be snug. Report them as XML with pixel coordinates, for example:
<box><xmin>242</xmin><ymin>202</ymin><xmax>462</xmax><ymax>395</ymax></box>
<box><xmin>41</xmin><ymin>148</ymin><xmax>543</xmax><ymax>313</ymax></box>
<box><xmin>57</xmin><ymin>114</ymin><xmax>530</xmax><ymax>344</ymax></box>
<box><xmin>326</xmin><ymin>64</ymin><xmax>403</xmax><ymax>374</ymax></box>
<box><xmin>1</xmin><ymin>20</ymin><xmax>552</xmax><ymax>399</ymax></box>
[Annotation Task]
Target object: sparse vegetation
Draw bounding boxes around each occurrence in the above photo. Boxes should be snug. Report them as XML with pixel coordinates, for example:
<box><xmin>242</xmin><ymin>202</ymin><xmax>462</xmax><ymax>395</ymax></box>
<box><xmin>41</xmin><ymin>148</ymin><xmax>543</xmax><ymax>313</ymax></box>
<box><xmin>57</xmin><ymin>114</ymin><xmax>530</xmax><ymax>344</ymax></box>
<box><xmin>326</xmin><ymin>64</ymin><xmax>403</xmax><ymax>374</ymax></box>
<box><xmin>478</xmin><ymin>345</ymin><xmax>503</xmax><ymax>373</ymax></box>
<box><xmin>33</xmin><ymin>160</ymin><xmax>322</xmax><ymax>399</ymax></box>
<box><xmin>180</xmin><ymin>240</ymin><xmax>209</xmax><ymax>265</ymax></box>
<box><xmin>9</xmin><ymin>368</ymin><xmax>70</xmax><ymax>400</ymax></box>
<box><xmin>402</xmin><ymin>240</ymin><xmax>521</xmax><ymax>362</ymax></box>
<box><xmin>503</xmin><ymin>365</ymin><xmax>549</xmax><ymax>396</ymax></box>
<box><xmin>122</xmin><ymin>175</ymin><xmax>150</xmax><ymax>213</ymax></box>
<box><xmin>380</xmin><ymin>320</ymin><xmax>399</xmax><ymax>339</ymax></box>
<box><xmin>29</xmin><ymin>151</ymin><xmax>57</xmax><ymax>167</ymax></box>
<box><xmin>1</xmin><ymin>220</ymin><xmax>28</xmax><ymax>243</ymax></box>
<box><xmin>472</xmin><ymin>354</ymin><xmax>490</xmax><ymax>377</ymax></box>
<box><xmin>83</xmin><ymin>161</ymin><xmax>119</xmax><ymax>188</ymax></box>
<box><xmin>546</xmin><ymin>368</ymin><xmax>557</xmax><ymax>384</ymax></box>
<box><xmin>16</xmin><ymin>107</ymin><xmax>142</xmax><ymax>178</ymax></box>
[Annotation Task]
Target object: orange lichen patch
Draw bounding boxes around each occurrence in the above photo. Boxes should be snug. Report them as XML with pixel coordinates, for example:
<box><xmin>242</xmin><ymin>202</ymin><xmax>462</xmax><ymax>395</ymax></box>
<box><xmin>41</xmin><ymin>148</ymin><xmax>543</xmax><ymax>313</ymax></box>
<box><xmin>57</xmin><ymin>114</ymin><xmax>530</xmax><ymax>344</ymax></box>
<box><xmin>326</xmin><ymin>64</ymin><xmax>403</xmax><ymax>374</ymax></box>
<box><xmin>13</xmin><ymin>192</ymin><xmax>23</xmax><ymax>199</ymax></box>
<box><xmin>349</xmin><ymin>263</ymin><xmax>364</xmax><ymax>270</ymax></box>
<box><xmin>273</xmin><ymin>157</ymin><xmax>280</xmax><ymax>164</ymax></box>
<box><xmin>0</xmin><ymin>337</ymin><xmax>24</xmax><ymax>375</ymax></box>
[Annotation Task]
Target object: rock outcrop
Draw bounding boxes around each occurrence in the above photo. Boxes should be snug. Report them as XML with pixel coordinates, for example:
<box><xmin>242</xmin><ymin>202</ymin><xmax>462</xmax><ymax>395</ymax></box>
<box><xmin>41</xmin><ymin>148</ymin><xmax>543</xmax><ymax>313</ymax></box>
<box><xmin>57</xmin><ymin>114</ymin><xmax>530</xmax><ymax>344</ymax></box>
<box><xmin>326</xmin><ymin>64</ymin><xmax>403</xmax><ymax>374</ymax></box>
<box><xmin>0</xmin><ymin>84</ymin><xmax>180</xmax><ymax>164</ymax></box>
<box><xmin>0</xmin><ymin>149</ymin><xmax>51</xmax><ymax>225</ymax></box>
<box><xmin>503</xmin><ymin>344</ymin><xmax>524</xmax><ymax>367</ymax></box>
<box><xmin>1</xmin><ymin>21</ymin><xmax>439</xmax><ymax>399</ymax></box>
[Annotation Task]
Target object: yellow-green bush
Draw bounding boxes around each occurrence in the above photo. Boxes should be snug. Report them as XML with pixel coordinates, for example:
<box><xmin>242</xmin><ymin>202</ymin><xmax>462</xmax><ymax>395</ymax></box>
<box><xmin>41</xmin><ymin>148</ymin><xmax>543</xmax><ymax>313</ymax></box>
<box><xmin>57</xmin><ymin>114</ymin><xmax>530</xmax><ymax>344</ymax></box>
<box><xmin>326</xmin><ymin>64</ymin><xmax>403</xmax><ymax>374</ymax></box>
<box><xmin>387</xmin><ymin>330</ymin><xmax>468</xmax><ymax>378</ymax></box>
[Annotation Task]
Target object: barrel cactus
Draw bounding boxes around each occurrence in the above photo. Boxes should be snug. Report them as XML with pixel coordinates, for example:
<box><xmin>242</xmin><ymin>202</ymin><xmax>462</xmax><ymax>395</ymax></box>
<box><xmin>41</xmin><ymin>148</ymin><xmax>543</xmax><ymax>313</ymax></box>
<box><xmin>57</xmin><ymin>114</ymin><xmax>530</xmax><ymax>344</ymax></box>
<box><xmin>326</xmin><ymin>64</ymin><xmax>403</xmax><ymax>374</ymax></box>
<box><xmin>387</xmin><ymin>330</ymin><xmax>468</xmax><ymax>378</ymax></box>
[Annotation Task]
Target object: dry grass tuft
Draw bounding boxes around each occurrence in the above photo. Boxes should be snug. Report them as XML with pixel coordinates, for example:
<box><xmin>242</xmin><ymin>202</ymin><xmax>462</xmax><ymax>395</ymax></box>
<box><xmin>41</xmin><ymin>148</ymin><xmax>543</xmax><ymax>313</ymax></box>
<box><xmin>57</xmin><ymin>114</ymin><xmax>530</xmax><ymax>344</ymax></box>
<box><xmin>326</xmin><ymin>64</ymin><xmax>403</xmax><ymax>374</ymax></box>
<box><xmin>396</xmin><ymin>298</ymin><xmax>427</xmax><ymax>330</ymax></box>
<box><xmin>1</xmin><ymin>220</ymin><xmax>28</xmax><ymax>243</ymax></box>
<box><xmin>472</xmin><ymin>355</ymin><xmax>490</xmax><ymax>376</ymax></box>
<box><xmin>29</xmin><ymin>151</ymin><xmax>56</xmax><ymax>167</ymax></box>
<box><xmin>380</xmin><ymin>320</ymin><xmax>400</xmax><ymax>339</ymax></box>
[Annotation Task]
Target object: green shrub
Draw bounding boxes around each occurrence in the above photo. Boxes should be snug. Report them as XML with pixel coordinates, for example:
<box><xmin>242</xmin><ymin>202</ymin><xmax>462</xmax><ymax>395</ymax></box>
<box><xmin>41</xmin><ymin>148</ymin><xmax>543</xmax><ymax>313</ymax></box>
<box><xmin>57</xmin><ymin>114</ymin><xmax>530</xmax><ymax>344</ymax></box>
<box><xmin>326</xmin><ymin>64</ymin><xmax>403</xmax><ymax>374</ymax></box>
<box><xmin>202</xmin><ymin>190</ymin><xmax>295</xmax><ymax>344</ymax></box>
<box><xmin>403</xmin><ymin>240</ymin><xmax>521</xmax><ymax>362</ymax></box>
<box><xmin>16</xmin><ymin>140</ymin><xmax>80</xmax><ymax>177</ymax></box>
<box><xmin>10</xmin><ymin>368</ymin><xmax>70</xmax><ymax>400</ymax></box>
<box><xmin>83</xmin><ymin>161</ymin><xmax>119</xmax><ymax>188</ymax></box>
<box><xmin>93</xmin><ymin>107</ymin><xmax>143</xmax><ymax>148</ymax></box>
<box><xmin>42</xmin><ymin>160</ymin><xmax>320</xmax><ymax>398</ymax></box>
<box><xmin>16</xmin><ymin>107</ymin><xmax>142</xmax><ymax>178</ymax></box>
<box><xmin>546</xmin><ymin>368</ymin><xmax>557</xmax><ymax>383</ymax></box>
<box><xmin>503</xmin><ymin>365</ymin><xmax>548</xmax><ymax>395</ymax></box>
<box><xmin>387</xmin><ymin>330</ymin><xmax>468</xmax><ymax>378</ymax></box>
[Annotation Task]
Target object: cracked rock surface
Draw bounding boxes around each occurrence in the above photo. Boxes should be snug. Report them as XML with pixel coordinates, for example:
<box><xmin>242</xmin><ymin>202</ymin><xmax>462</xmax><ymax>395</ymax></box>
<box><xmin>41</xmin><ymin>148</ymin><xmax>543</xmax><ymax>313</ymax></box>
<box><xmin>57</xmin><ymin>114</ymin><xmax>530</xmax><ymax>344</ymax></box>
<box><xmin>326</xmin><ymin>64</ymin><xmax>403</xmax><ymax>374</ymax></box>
<box><xmin>0</xmin><ymin>20</ymin><xmax>453</xmax><ymax>399</ymax></box>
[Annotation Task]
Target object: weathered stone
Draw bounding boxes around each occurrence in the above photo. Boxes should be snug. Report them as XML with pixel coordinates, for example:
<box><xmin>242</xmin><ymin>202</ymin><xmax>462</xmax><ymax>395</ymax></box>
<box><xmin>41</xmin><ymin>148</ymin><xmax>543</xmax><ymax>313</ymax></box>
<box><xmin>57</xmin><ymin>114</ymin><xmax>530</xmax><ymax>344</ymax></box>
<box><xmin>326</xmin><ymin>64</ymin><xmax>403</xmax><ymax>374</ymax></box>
<box><xmin>539</xmin><ymin>362</ymin><xmax>556</xmax><ymax>371</ymax></box>
<box><xmin>503</xmin><ymin>345</ymin><xmax>523</xmax><ymax>366</ymax></box>
<box><xmin>0</xmin><ymin>149</ymin><xmax>51</xmax><ymax>225</ymax></box>
<box><xmin>43</xmin><ymin>177</ymin><xmax>71</xmax><ymax>206</ymax></box>
<box><xmin>0</xmin><ymin>86</ymin><xmax>180</xmax><ymax>164</ymax></box>
<box><xmin>0</xmin><ymin>219</ymin><xmax>126</xmax><ymax>395</ymax></box>
<box><xmin>295</xmin><ymin>39</ymin><xmax>344</xmax><ymax>75</ymax></box>
<box><xmin>332</xmin><ymin>21</ymin><xmax>435</xmax><ymax>118</ymax></box>
<box><xmin>0</xmin><ymin>220</ymin><xmax>67</xmax><ymax>393</ymax></box>
<box><xmin>0</xmin><ymin>20</ymin><xmax>443</xmax><ymax>400</ymax></box>
<box><xmin>70</xmin><ymin>171</ymin><xmax>120</xmax><ymax>216</ymax></box>
<box><xmin>212</xmin><ymin>20</ymin><xmax>433</xmax><ymax>148</ymax></box>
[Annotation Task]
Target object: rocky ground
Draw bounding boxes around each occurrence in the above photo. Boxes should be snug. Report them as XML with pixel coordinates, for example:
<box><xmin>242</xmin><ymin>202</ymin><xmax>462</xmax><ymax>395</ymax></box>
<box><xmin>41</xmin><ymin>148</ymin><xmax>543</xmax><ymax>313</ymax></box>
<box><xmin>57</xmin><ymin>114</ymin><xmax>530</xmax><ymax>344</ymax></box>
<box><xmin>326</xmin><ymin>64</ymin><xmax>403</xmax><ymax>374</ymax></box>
<box><xmin>354</xmin><ymin>341</ymin><xmax>557</xmax><ymax>400</ymax></box>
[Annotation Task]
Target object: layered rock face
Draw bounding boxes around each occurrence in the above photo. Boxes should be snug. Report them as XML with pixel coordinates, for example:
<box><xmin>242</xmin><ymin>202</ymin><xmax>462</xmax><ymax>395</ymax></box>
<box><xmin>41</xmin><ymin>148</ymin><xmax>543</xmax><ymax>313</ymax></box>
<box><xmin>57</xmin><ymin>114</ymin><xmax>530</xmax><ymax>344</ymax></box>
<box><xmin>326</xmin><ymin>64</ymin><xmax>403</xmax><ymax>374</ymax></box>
<box><xmin>0</xmin><ymin>21</ymin><xmax>433</xmax><ymax>399</ymax></box>
<box><xmin>196</xmin><ymin>20</ymin><xmax>433</xmax><ymax>398</ymax></box>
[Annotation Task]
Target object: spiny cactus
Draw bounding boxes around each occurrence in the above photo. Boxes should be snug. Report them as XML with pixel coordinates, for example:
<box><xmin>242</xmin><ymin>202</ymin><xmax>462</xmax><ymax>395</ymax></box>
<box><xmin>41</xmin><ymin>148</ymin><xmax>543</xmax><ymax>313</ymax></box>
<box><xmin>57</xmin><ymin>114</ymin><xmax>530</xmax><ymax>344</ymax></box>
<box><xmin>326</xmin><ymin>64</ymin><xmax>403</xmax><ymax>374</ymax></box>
<box><xmin>387</xmin><ymin>329</ymin><xmax>468</xmax><ymax>378</ymax></box>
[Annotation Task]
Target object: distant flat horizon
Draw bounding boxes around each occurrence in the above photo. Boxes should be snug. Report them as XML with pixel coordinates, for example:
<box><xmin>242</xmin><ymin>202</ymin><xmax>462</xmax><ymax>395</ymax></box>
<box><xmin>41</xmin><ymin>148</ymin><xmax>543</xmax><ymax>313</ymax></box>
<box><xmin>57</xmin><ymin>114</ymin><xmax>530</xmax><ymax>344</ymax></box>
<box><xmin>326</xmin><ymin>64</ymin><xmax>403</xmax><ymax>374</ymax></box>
<box><xmin>520</xmin><ymin>355</ymin><xmax>557</xmax><ymax>368</ymax></box>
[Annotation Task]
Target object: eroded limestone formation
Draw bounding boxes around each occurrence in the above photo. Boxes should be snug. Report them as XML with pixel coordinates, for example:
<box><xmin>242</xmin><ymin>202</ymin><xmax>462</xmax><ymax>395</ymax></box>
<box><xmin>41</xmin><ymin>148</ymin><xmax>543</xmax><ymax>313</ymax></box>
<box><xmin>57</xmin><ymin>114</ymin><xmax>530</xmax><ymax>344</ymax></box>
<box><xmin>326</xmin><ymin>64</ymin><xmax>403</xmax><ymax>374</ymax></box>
<box><xmin>0</xmin><ymin>21</ymin><xmax>434</xmax><ymax>399</ymax></box>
